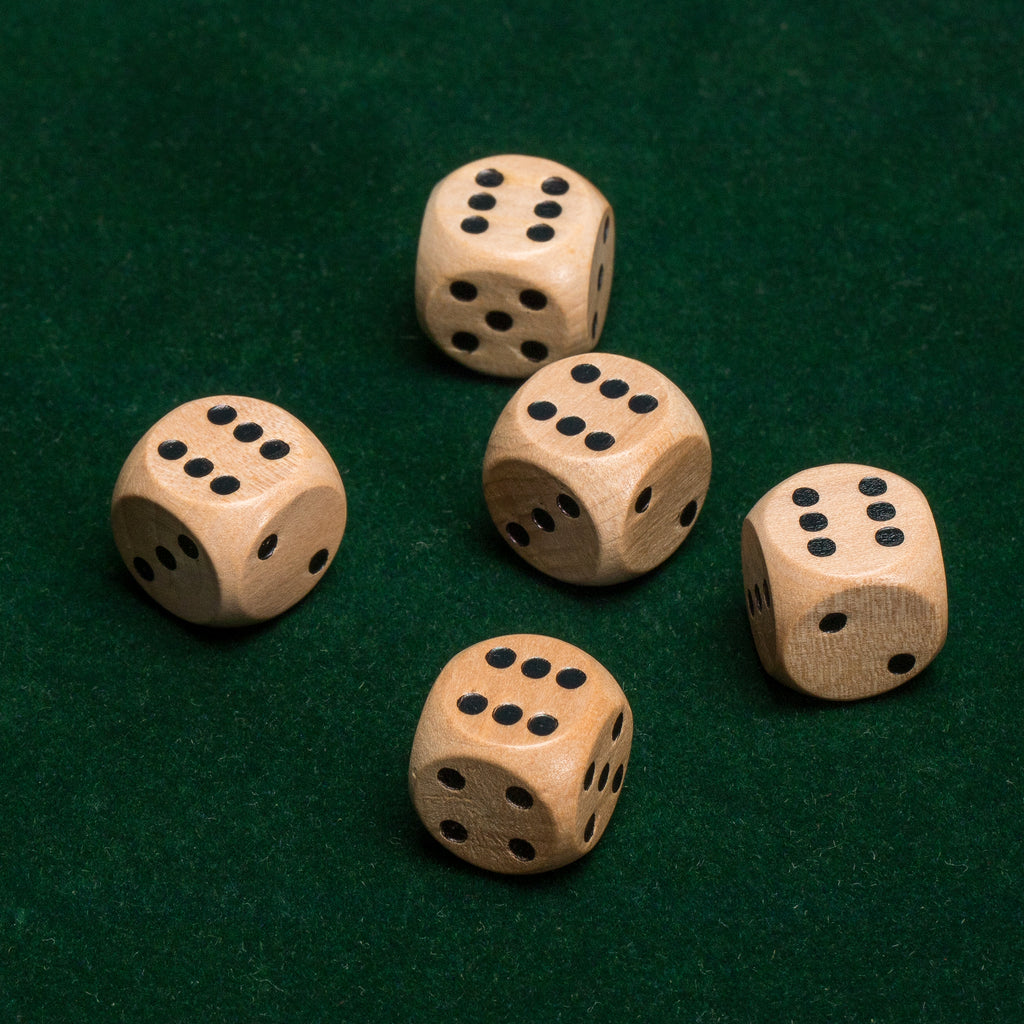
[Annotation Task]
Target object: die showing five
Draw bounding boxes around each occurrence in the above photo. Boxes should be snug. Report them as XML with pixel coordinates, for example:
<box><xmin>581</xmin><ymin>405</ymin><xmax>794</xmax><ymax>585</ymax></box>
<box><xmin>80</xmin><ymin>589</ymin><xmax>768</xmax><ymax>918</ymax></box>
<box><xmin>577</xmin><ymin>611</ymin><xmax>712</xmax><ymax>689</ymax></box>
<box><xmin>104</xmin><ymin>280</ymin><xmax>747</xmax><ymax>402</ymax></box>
<box><xmin>111</xmin><ymin>396</ymin><xmax>347</xmax><ymax>627</ymax></box>
<box><xmin>415</xmin><ymin>155</ymin><xmax>614</xmax><ymax>377</ymax></box>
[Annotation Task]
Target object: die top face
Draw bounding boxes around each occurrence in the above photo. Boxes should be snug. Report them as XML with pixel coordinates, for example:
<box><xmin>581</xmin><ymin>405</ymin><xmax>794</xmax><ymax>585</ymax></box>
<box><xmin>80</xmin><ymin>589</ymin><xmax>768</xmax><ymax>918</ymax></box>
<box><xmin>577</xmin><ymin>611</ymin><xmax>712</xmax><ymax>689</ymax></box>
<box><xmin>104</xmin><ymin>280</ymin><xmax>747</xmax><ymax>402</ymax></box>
<box><xmin>498</xmin><ymin>353</ymin><xmax>707</xmax><ymax>465</ymax></box>
<box><xmin>426</xmin><ymin>155</ymin><xmax>610</xmax><ymax>263</ymax></box>
<box><xmin>750</xmin><ymin>464</ymin><xmax>942</xmax><ymax>582</ymax></box>
<box><xmin>424</xmin><ymin>635</ymin><xmax>628</xmax><ymax>756</ymax></box>
<box><xmin>131</xmin><ymin>396</ymin><xmax>339</xmax><ymax>505</ymax></box>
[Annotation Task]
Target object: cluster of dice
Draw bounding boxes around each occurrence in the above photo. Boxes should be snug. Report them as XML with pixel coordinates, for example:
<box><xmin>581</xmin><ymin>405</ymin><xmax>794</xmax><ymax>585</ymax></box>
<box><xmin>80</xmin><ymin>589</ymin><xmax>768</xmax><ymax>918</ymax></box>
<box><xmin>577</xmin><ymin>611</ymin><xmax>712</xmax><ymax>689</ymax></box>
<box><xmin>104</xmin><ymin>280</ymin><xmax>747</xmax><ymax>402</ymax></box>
<box><xmin>110</xmin><ymin>155</ymin><xmax>948</xmax><ymax>876</ymax></box>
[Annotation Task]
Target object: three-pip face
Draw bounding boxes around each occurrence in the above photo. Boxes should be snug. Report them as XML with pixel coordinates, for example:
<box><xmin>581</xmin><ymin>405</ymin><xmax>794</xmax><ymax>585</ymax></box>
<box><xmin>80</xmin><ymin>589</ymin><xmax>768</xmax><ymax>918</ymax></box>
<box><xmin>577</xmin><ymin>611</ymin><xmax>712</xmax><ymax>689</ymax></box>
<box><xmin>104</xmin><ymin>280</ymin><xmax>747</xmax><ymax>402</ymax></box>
<box><xmin>111</xmin><ymin>396</ymin><xmax>347</xmax><ymax>626</ymax></box>
<box><xmin>742</xmin><ymin>463</ymin><xmax>947</xmax><ymax>700</ymax></box>
<box><xmin>409</xmin><ymin>635</ymin><xmax>633</xmax><ymax>874</ymax></box>
<box><xmin>415</xmin><ymin>154</ymin><xmax>614</xmax><ymax>377</ymax></box>
<box><xmin>483</xmin><ymin>353</ymin><xmax>711</xmax><ymax>585</ymax></box>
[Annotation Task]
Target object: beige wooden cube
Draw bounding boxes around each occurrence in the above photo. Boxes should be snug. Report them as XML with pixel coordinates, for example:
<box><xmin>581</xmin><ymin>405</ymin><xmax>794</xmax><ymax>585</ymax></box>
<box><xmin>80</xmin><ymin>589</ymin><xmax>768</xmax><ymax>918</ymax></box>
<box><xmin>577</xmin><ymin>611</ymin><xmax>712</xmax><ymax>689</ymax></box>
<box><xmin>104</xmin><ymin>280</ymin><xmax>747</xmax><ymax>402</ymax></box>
<box><xmin>111</xmin><ymin>396</ymin><xmax>347</xmax><ymax>626</ymax></box>
<box><xmin>409</xmin><ymin>635</ymin><xmax>632</xmax><ymax>874</ymax></box>
<box><xmin>483</xmin><ymin>353</ymin><xmax>711</xmax><ymax>585</ymax></box>
<box><xmin>742</xmin><ymin>464</ymin><xmax>947</xmax><ymax>700</ymax></box>
<box><xmin>415</xmin><ymin>154</ymin><xmax>614</xmax><ymax>377</ymax></box>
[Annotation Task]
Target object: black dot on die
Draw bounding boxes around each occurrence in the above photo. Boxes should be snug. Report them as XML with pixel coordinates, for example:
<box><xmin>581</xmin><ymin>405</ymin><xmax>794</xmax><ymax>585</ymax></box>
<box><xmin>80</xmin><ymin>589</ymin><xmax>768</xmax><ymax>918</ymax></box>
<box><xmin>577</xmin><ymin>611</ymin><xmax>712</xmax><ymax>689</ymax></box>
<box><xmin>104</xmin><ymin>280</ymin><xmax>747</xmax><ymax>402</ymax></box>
<box><xmin>612</xmin><ymin>712</ymin><xmax>624</xmax><ymax>740</ymax></box>
<box><xmin>628</xmin><ymin>394</ymin><xmax>659</xmax><ymax>414</ymax></box>
<box><xmin>586</xmin><ymin>432</ymin><xmax>615</xmax><ymax>451</ymax></box>
<box><xmin>583</xmin><ymin>763</ymin><xmax>595</xmax><ymax>790</ymax></box>
<box><xmin>258</xmin><ymin>535</ymin><xmax>277</xmax><ymax>560</ymax></box>
<box><xmin>868</xmin><ymin>502</ymin><xmax>897</xmax><ymax>522</ymax></box>
<box><xmin>233</xmin><ymin>422</ymin><xmax>263</xmax><ymax>443</ymax></box>
<box><xmin>485</xmin><ymin>311</ymin><xmax>513</xmax><ymax>331</ymax></box>
<box><xmin>528</xmin><ymin>400</ymin><xmax>557</xmax><ymax>420</ymax></box>
<box><xmin>211</xmin><ymin>476</ymin><xmax>240</xmax><ymax>495</ymax></box>
<box><xmin>155</xmin><ymin>546</ymin><xmax>176</xmax><ymax>571</ymax></box>
<box><xmin>486</xmin><ymin>646</ymin><xmax>517</xmax><ymax>669</ymax></box>
<box><xmin>876</xmin><ymin>527</ymin><xmax>905</xmax><ymax>547</ymax></box>
<box><xmin>571</xmin><ymin>363</ymin><xmax>601</xmax><ymax>384</ymax></box>
<box><xmin>519</xmin><ymin>289</ymin><xmax>547</xmax><ymax>310</ymax></box>
<box><xmin>541</xmin><ymin>176</ymin><xmax>569</xmax><ymax>195</ymax></box>
<box><xmin>534</xmin><ymin>200</ymin><xmax>562</xmax><ymax>218</ymax></box>
<box><xmin>508</xmin><ymin>838</ymin><xmax>536</xmax><ymax>862</ymax></box>
<box><xmin>207</xmin><ymin>404</ymin><xmax>237</xmax><ymax>425</ymax></box>
<box><xmin>457</xmin><ymin>693</ymin><xmax>488</xmax><ymax>715</ymax></box>
<box><xmin>800</xmin><ymin>512</ymin><xmax>829</xmax><ymax>532</ymax></box>
<box><xmin>178</xmin><ymin>535</ymin><xmax>199</xmax><ymax>559</ymax></box>
<box><xmin>528</xmin><ymin>714</ymin><xmax>558</xmax><ymax>736</ymax></box>
<box><xmin>506</xmin><ymin>522</ymin><xmax>530</xmax><ymax>546</ymax></box>
<box><xmin>612</xmin><ymin>764</ymin><xmax>624</xmax><ymax>792</ymax></box>
<box><xmin>808</xmin><ymin>537</ymin><xmax>837</xmax><ymax>557</ymax></box>
<box><xmin>521</xmin><ymin>341</ymin><xmax>548</xmax><ymax>362</ymax></box>
<box><xmin>557</xmin><ymin>494</ymin><xmax>581</xmax><ymax>518</ymax></box>
<box><xmin>527</xmin><ymin>224</ymin><xmax>555</xmax><ymax>242</ymax></box>
<box><xmin>792</xmin><ymin>487</ymin><xmax>820</xmax><ymax>507</ymax></box>
<box><xmin>308</xmin><ymin>548</ymin><xmax>329</xmax><ymax>574</ymax></box>
<box><xmin>158</xmin><ymin>440</ymin><xmax>187</xmax><ymax>460</ymax></box>
<box><xmin>522</xmin><ymin>657</ymin><xmax>551</xmax><ymax>679</ymax></box>
<box><xmin>819</xmin><ymin>612</ymin><xmax>848</xmax><ymax>633</ymax></box>
<box><xmin>860</xmin><ymin>477</ymin><xmax>888</xmax><ymax>496</ymax></box>
<box><xmin>493</xmin><ymin>703</ymin><xmax>523</xmax><ymax>726</ymax></box>
<box><xmin>450</xmin><ymin>280</ymin><xmax>478</xmax><ymax>302</ymax></box>
<box><xmin>475</xmin><ymin>168</ymin><xmax>504</xmax><ymax>187</ymax></box>
<box><xmin>888</xmin><ymin>653</ymin><xmax>917</xmax><ymax>674</ymax></box>
<box><xmin>635</xmin><ymin>487</ymin><xmax>652</xmax><ymax>514</ymax></box>
<box><xmin>557</xmin><ymin>667</ymin><xmax>587</xmax><ymax>689</ymax></box>
<box><xmin>531</xmin><ymin>508</ymin><xmax>554</xmax><ymax>532</ymax></box>
<box><xmin>468</xmin><ymin>192</ymin><xmax>496</xmax><ymax>211</ymax></box>
<box><xmin>506</xmin><ymin>786</ymin><xmax>533</xmax><ymax>809</ymax></box>
<box><xmin>584</xmin><ymin>814</ymin><xmax>596</xmax><ymax>843</ymax></box>
<box><xmin>438</xmin><ymin>767</ymin><xmax>466</xmax><ymax>791</ymax></box>
<box><xmin>679</xmin><ymin>500</ymin><xmax>698</xmax><ymax>527</ymax></box>
<box><xmin>461</xmin><ymin>216</ymin><xmax>489</xmax><ymax>234</ymax></box>
<box><xmin>600</xmin><ymin>379</ymin><xmax>629</xmax><ymax>399</ymax></box>
<box><xmin>184</xmin><ymin>458</ymin><xmax>213</xmax><ymax>478</ymax></box>
<box><xmin>260</xmin><ymin>440</ymin><xmax>290</xmax><ymax>460</ymax></box>
<box><xmin>440</xmin><ymin>820</ymin><xmax>468</xmax><ymax>843</ymax></box>
<box><xmin>133</xmin><ymin>557</ymin><xmax>155</xmax><ymax>581</ymax></box>
<box><xmin>598</xmin><ymin>764</ymin><xmax>610</xmax><ymax>791</ymax></box>
<box><xmin>557</xmin><ymin>416</ymin><xmax>586</xmax><ymax>436</ymax></box>
<box><xmin>452</xmin><ymin>332</ymin><xmax>479</xmax><ymax>352</ymax></box>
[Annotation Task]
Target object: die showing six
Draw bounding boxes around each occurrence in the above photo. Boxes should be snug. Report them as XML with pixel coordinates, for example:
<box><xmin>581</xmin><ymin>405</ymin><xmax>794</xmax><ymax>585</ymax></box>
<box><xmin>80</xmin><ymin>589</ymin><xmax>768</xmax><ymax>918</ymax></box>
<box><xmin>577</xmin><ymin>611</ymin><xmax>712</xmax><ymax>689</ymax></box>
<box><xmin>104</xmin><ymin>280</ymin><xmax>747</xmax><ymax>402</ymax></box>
<box><xmin>742</xmin><ymin>464</ymin><xmax>948</xmax><ymax>701</ymax></box>
<box><xmin>111</xmin><ymin>396</ymin><xmax>347</xmax><ymax>627</ymax></box>
<box><xmin>409</xmin><ymin>635</ymin><xmax>633</xmax><ymax>874</ymax></box>
<box><xmin>483</xmin><ymin>353</ymin><xmax>712</xmax><ymax>585</ymax></box>
<box><xmin>415</xmin><ymin>154</ymin><xmax>614</xmax><ymax>378</ymax></box>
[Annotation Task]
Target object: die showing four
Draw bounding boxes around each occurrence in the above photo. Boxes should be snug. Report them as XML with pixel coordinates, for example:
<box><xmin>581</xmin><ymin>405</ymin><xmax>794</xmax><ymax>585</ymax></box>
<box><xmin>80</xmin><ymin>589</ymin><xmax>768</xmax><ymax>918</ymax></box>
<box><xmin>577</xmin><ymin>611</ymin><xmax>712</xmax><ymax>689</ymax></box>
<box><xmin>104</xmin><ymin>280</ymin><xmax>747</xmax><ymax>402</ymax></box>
<box><xmin>742</xmin><ymin>464</ymin><xmax>948</xmax><ymax>701</ymax></box>
<box><xmin>415</xmin><ymin>154</ymin><xmax>614</xmax><ymax>378</ymax></box>
<box><xmin>409</xmin><ymin>635</ymin><xmax>633</xmax><ymax>874</ymax></box>
<box><xmin>483</xmin><ymin>353</ymin><xmax>712</xmax><ymax>585</ymax></box>
<box><xmin>111</xmin><ymin>396</ymin><xmax>347</xmax><ymax>627</ymax></box>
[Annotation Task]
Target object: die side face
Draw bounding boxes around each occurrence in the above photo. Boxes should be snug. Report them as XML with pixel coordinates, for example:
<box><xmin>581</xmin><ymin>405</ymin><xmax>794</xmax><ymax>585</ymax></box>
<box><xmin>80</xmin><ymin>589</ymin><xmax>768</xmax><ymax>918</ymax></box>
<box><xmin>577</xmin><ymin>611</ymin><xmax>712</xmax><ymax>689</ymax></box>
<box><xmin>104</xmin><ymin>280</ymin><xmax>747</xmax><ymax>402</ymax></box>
<box><xmin>483</xmin><ymin>354</ymin><xmax>710</xmax><ymax>584</ymax></box>
<box><xmin>416</xmin><ymin>155</ymin><xmax>613</xmax><ymax>377</ymax></box>
<box><xmin>409</xmin><ymin>636</ymin><xmax>632</xmax><ymax>874</ymax></box>
<box><xmin>743</xmin><ymin>464</ymin><xmax>947</xmax><ymax>699</ymax></box>
<box><xmin>111</xmin><ymin>396</ymin><xmax>346</xmax><ymax>626</ymax></box>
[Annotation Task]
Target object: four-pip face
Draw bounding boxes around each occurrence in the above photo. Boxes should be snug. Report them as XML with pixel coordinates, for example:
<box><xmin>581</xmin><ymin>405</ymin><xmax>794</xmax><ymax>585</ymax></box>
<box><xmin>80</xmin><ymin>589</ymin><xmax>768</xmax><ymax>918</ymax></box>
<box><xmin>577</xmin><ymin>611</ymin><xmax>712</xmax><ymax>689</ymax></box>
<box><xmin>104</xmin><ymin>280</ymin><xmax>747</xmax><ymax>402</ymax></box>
<box><xmin>742</xmin><ymin>463</ymin><xmax>947</xmax><ymax>700</ymax></box>
<box><xmin>409</xmin><ymin>635</ymin><xmax>633</xmax><ymax>874</ymax></box>
<box><xmin>415</xmin><ymin>154</ymin><xmax>614</xmax><ymax>377</ymax></box>
<box><xmin>111</xmin><ymin>396</ymin><xmax>347</xmax><ymax>627</ymax></box>
<box><xmin>483</xmin><ymin>353</ymin><xmax>712</xmax><ymax>585</ymax></box>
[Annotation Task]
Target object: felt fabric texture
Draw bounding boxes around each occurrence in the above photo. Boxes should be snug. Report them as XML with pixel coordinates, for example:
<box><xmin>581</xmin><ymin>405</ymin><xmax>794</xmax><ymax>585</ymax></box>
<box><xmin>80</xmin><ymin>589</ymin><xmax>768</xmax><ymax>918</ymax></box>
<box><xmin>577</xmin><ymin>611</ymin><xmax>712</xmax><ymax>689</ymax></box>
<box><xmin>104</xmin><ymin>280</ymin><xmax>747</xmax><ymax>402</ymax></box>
<box><xmin>1</xmin><ymin>1</ymin><xmax>1021</xmax><ymax>1020</ymax></box>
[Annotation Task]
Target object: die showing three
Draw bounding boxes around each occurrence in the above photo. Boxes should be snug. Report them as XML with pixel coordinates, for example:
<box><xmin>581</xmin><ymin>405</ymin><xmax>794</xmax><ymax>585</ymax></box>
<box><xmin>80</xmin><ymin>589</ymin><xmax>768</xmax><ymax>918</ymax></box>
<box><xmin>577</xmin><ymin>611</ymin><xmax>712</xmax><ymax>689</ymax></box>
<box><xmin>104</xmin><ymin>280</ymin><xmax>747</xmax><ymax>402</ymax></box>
<box><xmin>111</xmin><ymin>396</ymin><xmax>347</xmax><ymax>627</ymax></box>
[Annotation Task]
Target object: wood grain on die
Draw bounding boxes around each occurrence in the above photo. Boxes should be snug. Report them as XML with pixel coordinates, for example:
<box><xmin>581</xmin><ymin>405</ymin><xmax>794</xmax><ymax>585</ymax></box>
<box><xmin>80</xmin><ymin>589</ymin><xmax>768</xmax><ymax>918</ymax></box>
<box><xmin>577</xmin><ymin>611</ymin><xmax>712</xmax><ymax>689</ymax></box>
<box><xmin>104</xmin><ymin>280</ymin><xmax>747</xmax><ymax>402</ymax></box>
<box><xmin>742</xmin><ymin>463</ymin><xmax>947</xmax><ymax>700</ymax></box>
<box><xmin>111</xmin><ymin>396</ymin><xmax>347</xmax><ymax>627</ymax></box>
<box><xmin>415</xmin><ymin>155</ymin><xmax>614</xmax><ymax>377</ymax></box>
<box><xmin>483</xmin><ymin>353</ymin><xmax>711</xmax><ymax>585</ymax></box>
<box><xmin>409</xmin><ymin>635</ymin><xmax>633</xmax><ymax>874</ymax></box>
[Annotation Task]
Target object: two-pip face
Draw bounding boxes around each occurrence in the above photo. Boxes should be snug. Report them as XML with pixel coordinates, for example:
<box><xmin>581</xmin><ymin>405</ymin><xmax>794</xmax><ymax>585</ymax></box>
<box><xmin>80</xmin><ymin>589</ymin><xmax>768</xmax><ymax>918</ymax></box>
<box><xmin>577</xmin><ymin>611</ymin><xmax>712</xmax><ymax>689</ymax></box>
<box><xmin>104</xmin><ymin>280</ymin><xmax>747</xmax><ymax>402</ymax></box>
<box><xmin>742</xmin><ymin>464</ymin><xmax>948</xmax><ymax>700</ymax></box>
<box><xmin>483</xmin><ymin>353</ymin><xmax>711</xmax><ymax>585</ymax></box>
<box><xmin>415</xmin><ymin>154</ymin><xmax>614</xmax><ymax>378</ymax></box>
<box><xmin>111</xmin><ymin>396</ymin><xmax>347</xmax><ymax>626</ymax></box>
<box><xmin>409</xmin><ymin>635</ymin><xmax>633</xmax><ymax>874</ymax></box>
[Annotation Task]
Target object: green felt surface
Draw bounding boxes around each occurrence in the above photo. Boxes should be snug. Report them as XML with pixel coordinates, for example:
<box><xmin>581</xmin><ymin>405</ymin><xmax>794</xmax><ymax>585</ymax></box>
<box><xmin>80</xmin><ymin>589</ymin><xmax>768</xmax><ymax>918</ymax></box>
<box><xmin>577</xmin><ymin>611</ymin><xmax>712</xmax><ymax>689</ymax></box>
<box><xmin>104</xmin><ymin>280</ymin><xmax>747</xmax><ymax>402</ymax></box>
<box><xmin>1</xmin><ymin>1</ymin><xmax>1022</xmax><ymax>1020</ymax></box>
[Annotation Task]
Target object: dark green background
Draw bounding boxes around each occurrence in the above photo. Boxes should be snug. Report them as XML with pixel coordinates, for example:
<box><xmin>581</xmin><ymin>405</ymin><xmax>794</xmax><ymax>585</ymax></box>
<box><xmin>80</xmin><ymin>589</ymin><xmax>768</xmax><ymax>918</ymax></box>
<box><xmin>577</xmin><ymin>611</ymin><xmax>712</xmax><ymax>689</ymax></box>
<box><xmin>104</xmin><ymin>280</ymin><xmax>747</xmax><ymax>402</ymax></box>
<box><xmin>2</xmin><ymin>1</ymin><xmax>1021</xmax><ymax>1020</ymax></box>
